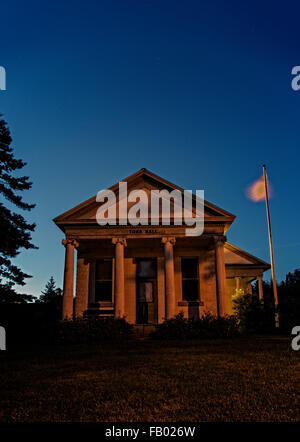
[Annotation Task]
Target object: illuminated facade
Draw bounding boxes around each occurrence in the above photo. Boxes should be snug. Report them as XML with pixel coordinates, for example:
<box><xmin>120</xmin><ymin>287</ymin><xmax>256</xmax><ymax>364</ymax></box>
<box><xmin>54</xmin><ymin>168</ymin><xmax>270</xmax><ymax>323</ymax></box>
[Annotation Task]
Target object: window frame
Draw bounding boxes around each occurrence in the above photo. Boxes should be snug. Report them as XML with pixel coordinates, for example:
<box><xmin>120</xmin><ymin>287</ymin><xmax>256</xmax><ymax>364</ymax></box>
<box><xmin>180</xmin><ymin>257</ymin><xmax>200</xmax><ymax>302</ymax></box>
<box><xmin>94</xmin><ymin>258</ymin><xmax>114</xmax><ymax>303</ymax></box>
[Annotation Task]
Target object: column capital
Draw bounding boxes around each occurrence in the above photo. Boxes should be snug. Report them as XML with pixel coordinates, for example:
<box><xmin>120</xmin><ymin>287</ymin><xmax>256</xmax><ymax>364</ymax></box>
<box><xmin>161</xmin><ymin>236</ymin><xmax>176</xmax><ymax>246</ymax></box>
<box><xmin>62</xmin><ymin>238</ymin><xmax>76</xmax><ymax>320</ymax></box>
<box><xmin>62</xmin><ymin>239</ymin><xmax>79</xmax><ymax>248</ymax></box>
<box><xmin>213</xmin><ymin>235</ymin><xmax>227</xmax><ymax>246</ymax></box>
<box><xmin>112</xmin><ymin>237</ymin><xmax>127</xmax><ymax>246</ymax></box>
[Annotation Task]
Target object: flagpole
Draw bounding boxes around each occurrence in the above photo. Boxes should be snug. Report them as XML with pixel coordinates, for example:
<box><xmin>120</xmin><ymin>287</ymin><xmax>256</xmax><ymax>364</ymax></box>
<box><xmin>263</xmin><ymin>164</ymin><xmax>279</xmax><ymax>327</ymax></box>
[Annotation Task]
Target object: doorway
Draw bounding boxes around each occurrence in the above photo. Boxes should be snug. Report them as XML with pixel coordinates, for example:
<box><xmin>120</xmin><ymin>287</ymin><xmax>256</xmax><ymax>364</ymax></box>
<box><xmin>136</xmin><ymin>258</ymin><xmax>158</xmax><ymax>324</ymax></box>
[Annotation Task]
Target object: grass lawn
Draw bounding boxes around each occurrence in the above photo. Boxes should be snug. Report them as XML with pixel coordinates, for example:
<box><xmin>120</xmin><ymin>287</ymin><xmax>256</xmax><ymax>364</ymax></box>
<box><xmin>0</xmin><ymin>337</ymin><xmax>299</xmax><ymax>422</ymax></box>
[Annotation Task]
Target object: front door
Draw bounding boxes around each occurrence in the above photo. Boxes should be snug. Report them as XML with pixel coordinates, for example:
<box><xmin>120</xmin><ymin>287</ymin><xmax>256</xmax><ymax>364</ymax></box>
<box><xmin>136</xmin><ymin>258</ymin><xmax>157</xmax><ymax>324</ymax></box>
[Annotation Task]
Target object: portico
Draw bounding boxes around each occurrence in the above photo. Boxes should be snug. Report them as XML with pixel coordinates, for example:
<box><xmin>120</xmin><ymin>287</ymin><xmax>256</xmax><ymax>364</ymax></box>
<box><xmin>54</xmin><ymin>168</ymin><xmax>270</xmax><ymax>322</ymax></box>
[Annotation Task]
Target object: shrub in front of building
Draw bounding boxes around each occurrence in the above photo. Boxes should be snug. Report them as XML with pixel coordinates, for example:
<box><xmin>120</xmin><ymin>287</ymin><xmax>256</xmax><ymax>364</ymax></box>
<box><xmin>150</xmin><ymin>312</ymin><xmax>240</xmax><ymax>340</ymax></box>
<box><xmin>232</xmin><ymin>293</ymin><xmax>275</xmax><ymax>333</ymax></box>
<box><xmin>56</xmin><ymin>317</ymin><xmax>134</xmax><ymax>344</ymax></box>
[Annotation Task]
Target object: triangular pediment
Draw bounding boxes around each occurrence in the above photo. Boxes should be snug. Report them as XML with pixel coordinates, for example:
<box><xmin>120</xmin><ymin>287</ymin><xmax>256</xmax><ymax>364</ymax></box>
<box><xmin>53</xmin><ymin>168</ymin><xmax>236</xmax><ymax>229</ymax></box>
<box><xmin>225</xmin><ymin>243</ymin><xmax>270</xmax><ymax>268</ymax></box>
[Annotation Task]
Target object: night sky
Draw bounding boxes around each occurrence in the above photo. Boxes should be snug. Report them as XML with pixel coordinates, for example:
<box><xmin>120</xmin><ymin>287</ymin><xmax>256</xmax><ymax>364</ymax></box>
<box><xmin>1</xmin><ymin>0</ymin><xmax>299</xmax><ymax>297</ymax></box>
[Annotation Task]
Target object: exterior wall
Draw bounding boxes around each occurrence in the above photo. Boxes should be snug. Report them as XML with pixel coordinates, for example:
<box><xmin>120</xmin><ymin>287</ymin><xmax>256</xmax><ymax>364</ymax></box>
<box><xmin>88</xmin><ymin>261</ymin><xmax>96</xmax><ymax>304</ymax></box>
<box><xmin>174</xmin><ymin>256</ymin><xmax>182</xmax><ymax>315</ymax></box>
<box><xmin>174</xmin><ymin>248</ymin><xmax>218</xmax><ymax>319</ymax></box>
<box><xmin>75</xmin><ymin>240</ymin><xmax>261</xmax><ymax>322</ymax></box>
<box><xmin>69</xmin><ymin>242</ymin><xmax>267</xmax><ymax>322</ymax></box>
<box><xmin>157</xmin><ymin>257</ymin><xmax>165</xmax><ymax>323</ymax></box>
<box><xmin>199</xmin><ymin>248</ymin><xmax>218</xmax><ymax>316</ymax></box>
<box><xmin>80</xmin><ymin>246</ymin><xmax>220</xmax><ymax>322</ymax></box>
<box><xmin>75</xmin><ymin>257</ymin><xmax>90</xmax><ymax>318</ymax></box>
<box><xmin>124</xmin><ymin>258</ymin><xmax>136</xmax><ymax>323</ymax></box>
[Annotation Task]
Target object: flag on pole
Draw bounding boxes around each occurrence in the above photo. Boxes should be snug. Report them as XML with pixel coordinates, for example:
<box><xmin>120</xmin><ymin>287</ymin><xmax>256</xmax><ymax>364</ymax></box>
<box><xmin>247</xmin><ymin>166</ymin><xmax>279</xmax><ymax>327</ymax></box>
<box><xmin>247</xmin><ymin>175</ymin><xmax>272</xmax><ymax>202</ymax></box>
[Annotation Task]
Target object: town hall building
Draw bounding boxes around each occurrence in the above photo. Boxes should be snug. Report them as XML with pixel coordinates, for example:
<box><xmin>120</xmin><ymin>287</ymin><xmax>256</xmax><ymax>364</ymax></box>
<box><xmin>54</xmin><ymin>168</ymin><xmax>270</xmax><ymax>323</ymax></box>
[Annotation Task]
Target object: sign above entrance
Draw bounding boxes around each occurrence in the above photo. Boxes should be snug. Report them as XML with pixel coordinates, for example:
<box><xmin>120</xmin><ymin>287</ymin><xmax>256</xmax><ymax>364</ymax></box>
<box><xmin>128</xmin><ymin>228</ymin><xmax>158</xmax><ymax>234</ymax></box>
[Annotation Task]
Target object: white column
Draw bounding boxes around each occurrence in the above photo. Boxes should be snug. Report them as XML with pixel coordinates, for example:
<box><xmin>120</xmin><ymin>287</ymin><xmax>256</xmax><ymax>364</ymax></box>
<box><xmin>215</xmin><ymin>236</ymin><xmax>228</xmax><ymax>317</ymax></box>
<box><xmin>162</xmin><ymin>237</ymin><xmax>176</xmax><ymax>319</ymax></box>
<box><xmin>257</xmin><ymin>275</ymin><xmax>264</xmax><ymax>301</ymax></box>
<box><xmin>62</xmin><ymin>239</ymin><xmax>78</xmax><ymax>320</ymax></box>
<box><xmin>235</xmin><ymin>276</ymin><xmax>241</xmax><ymax>292</ymax></box>
<box><xmin>112</xmin><ymin>238</ymin><xmax>127</xmax><ymax>318</ymax></box>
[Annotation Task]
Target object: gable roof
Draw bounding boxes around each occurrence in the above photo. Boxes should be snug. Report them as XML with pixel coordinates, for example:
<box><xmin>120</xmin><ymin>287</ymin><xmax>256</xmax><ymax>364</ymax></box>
<box><xmin>53</xmin><ymin>167</ymin><xmax>236</xmax><ymax>231</ymax></box>
<box><xmin>224</xmin><ymin>242</ymin><xmax>270</xmax><ymax>269</ymax></box>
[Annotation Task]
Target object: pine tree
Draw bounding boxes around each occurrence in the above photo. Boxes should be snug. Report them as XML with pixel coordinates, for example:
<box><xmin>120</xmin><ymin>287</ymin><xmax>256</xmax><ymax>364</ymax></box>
<box><xmin>0</xmin><ymin>115</ymin><xmax>36</xmax><ymax>303</ymax></box>
<box><xmin>39</xmin><ymin>276</ymin><xmax>62</xmax><ymax>304</ymax></box>
<box><xmin>38</xmin><ymin>277</ymin><xmax>62</xmax><ymax>315</ymax></box>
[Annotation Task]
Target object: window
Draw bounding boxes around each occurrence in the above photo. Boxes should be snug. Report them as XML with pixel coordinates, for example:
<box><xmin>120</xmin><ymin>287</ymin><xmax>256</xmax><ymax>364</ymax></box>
<box><xmin>95</xmin><ymin>259</ymin><xmax>113</xmax><ymax>302</ymax></box>
<box><xmin>136</xmin><ymin>259</ymin><xmax>157</xmax><ymax>279</ymax></box>
<box><xmin>181</xmin><ymin>258</ymin><xmax>199</xmax><ymax>301</ymax></box>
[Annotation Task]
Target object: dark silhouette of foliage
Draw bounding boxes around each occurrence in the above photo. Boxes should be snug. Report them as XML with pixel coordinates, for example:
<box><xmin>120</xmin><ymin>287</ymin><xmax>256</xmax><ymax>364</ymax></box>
<box><xmin>56</xmin><ymin>317</ymin><xmax>134</xmax><ymax>344</ymax></box>
<box><xmin>38</xmin><ymin>276</ymin><xmax>62</xmax><ymax>305</ymax></box>
<box><xmin>0</xmin><ymin>115</ymin><xmax>36</xmax><ymax>303</ymax></box>
<box><xmin>233</xmin><ymin>292</ymin><xmax>275</xmax><ymax>333</ymax></box>
<box><xmin>251</xmin><ymin>274</ymin><xmax>300</xmax><ymax>332</ymax></box>
<box><xmin>151</xmin><ymin>311</ymin><xmax>239</xmax><ymax>340</ymax></box>
<box><xmin>252</xmin><ymin>279</ymin><xmax>276</xmax><ymax>312</ymax></box>
<box><xmin>278</xmin><ymin>268</ymin><xmax>300</xmax><ymax>332</ymax></box>
<box><xmin>35</xmin><ymin>276</ymin><xmax>63</xmax><ymax>318</ymax></box>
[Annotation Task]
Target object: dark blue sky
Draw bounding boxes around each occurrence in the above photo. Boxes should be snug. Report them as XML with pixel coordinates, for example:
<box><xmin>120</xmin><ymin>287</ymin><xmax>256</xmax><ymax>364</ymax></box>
<box><xmin>1</xmin><ymin>0</ymin><xmax>300</xmax><ymax>297</ymax></box>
